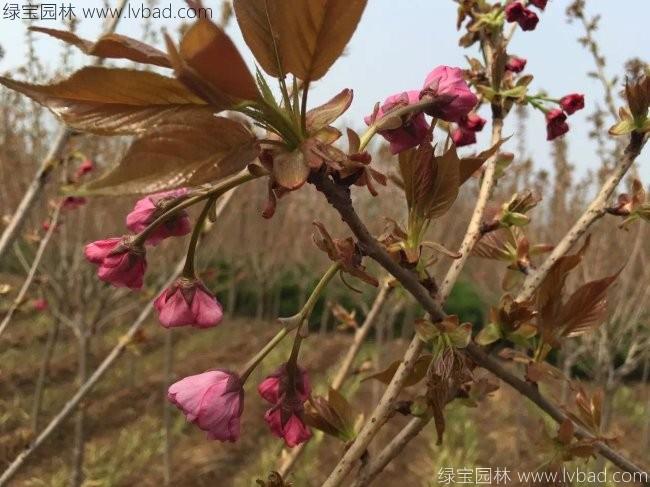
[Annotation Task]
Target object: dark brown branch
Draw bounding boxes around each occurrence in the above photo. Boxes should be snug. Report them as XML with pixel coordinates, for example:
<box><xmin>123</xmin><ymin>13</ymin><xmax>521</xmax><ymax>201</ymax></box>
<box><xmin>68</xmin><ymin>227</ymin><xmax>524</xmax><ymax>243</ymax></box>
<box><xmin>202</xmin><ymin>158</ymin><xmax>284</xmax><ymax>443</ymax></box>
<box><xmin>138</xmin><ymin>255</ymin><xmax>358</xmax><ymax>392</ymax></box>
<box><xmin>309</xmin><ymin>170</ymin><xmax>649</xmax><ymax>485</ymax></box>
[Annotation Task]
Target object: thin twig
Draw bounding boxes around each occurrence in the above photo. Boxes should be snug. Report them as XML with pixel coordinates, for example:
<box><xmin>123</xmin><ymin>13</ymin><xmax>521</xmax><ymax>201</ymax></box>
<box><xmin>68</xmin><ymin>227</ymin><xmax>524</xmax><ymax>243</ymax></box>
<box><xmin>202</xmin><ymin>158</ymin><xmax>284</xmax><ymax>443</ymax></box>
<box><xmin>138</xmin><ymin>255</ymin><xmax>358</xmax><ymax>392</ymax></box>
<box><xmin>310</xmin><ymin>163</ymin><xmax>648</xmax><ymax>486</ymax></box>
<box><xmin>0</xmin><ymin>187</ymin><xmax>238</xmax><ymax>486</ymax></box>
<box><xmin>276</xmin><ymin>279</ymin><xmax>393</xmax><ymax>477</ymax></box>
<box><xmin>516</xmin><ymin>132</ymin><xmax>646</xmax><ymax>303</ymax></box>
<box><xmin>0</xmin><ymin>0</ymin><xmax>129</xmax><ymax>262</ymax></box>
<box><xmin>0</xmin><ymin>201</ymin><xmax>62</xmax><ymax>338</ymax></box>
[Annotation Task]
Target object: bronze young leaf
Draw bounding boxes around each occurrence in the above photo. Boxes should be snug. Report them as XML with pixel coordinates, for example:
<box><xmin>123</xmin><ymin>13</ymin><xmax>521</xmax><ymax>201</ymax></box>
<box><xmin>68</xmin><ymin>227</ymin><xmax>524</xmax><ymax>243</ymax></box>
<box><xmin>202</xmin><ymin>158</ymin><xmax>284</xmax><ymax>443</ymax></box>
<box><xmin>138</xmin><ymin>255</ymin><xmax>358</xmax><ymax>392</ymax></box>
<box><xmin>234</xmin><ymin>0</ymin><xmax>367</xmax><ymax>81</ymax></box>
<box><xmin>29</xmin><ymin>26</ymin><xmax>171</xmax><ymax>68</ymax></box>
<box><xmin>78</xmin><ymin>112</ymin><xmax>259</xmax><ymax>195</ymax></box>
<box><xmin>361</xmin><ymin>354</ymin><xmax>432</xmax><ymax>387</ymax></box>
<box><xmin>306</xmin><ymin>88</ymin><xmax>353</xmax><ymax>132</ymax></box>
<box><xmin>179</xmin><ymin>19</ymin><xmax>259</xmax><ymax>102</ymax></box>
<box><xmin>233</xmin><ymin>0</ymin><xmax>287</xmax><ymax>78</ymax></box>
<box><xmin>0</xmin><ymin>67</ymin><xmax>206</xmax><ymax>135</ymax></box>
<box><xmin>557</xmin><ymin>272</ymin><xmax>620</xmax><ymax>338</ymax></box>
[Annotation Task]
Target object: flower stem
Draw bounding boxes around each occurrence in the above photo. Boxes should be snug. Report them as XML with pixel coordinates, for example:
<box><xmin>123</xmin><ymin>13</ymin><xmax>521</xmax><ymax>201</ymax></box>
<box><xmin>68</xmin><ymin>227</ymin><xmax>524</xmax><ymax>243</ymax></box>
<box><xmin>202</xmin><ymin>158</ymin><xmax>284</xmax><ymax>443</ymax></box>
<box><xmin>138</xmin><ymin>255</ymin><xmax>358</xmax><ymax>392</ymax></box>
<box><xmin>238</xmin><ymin>263</ymin><xmax>340</xmax><ymax>385</ymax></box>
<box><xmin>182</xmin><ymin>196</ymin><xmax>216</xmax><ymax>278</ymax></box>
<box><xmin>286</xmin><ymin>263</ymin><xmax>341</xmax><ymax>375</ymax></box>
<box><xmin>239</xmin><ymin>327</ymin><xmax>289</xmax><ymax>384</ymax></box>
<box><xmin>133</xmin><ymin>169</ymin><xmax>260</xmax><ymax>246</ymax></box>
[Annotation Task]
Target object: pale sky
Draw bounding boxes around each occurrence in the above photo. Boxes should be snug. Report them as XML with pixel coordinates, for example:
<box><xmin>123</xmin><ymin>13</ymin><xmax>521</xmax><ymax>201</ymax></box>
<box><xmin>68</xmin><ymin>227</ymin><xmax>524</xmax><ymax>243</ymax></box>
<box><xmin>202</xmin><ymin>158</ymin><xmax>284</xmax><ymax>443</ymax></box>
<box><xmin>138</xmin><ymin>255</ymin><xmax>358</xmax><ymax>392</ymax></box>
<box><xmin>0</xmin><ymin>0</ymin><xmax>648</xmax><ymax>180</ymax></box>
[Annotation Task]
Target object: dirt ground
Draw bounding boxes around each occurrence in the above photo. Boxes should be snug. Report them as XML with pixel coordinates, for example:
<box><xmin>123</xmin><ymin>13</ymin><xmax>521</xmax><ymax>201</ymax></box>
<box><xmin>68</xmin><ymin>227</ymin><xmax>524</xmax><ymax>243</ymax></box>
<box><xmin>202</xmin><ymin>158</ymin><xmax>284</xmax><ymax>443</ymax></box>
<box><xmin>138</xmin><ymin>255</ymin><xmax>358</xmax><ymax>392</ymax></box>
<box><xmin>1</xmin><ymin>315</ymin><xmax>648</xmax><ymax>486</ymax></box>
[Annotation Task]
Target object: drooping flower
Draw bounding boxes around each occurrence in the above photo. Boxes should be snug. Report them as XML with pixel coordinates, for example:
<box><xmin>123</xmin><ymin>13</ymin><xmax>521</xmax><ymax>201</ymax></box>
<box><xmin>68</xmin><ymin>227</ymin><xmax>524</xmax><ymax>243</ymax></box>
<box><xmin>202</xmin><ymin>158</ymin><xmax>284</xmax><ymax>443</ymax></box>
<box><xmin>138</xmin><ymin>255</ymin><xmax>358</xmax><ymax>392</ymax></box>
<box><xmin>259</xmin><ymin>363</ymin><xmax>312</xmax><ymax>447</ymax></box>
<box><xmin>126</xmin><ymin>189</ymin><xmax>191</xmax><ymax>245</ymax></box>
<box><xmin>560</xmin><ymin>93</ymin><xmax>585</xmax><ymax>115</ymax></box>
<box><xmin>452</xmin><ymin>127</ymin><xmax>477</xmax><ymax>147</ymax></box>
<box><xmin>264</xmin><ymin>404</ymin><xmax>312</xmax><ymax>448</ymax></box>
<box><xmin>505</xmin><ymin>2</ymin><xmax>525</xmax><ymax>22</ymax></box>
<box><xmin>546</xmin><ymin>109</ymin><xmax>569</xmax><ymax>140</ymax></box>
<box><xmin>168</xmin><ymin>370</ymin><xmax>244</xmax><ymax>442</ymax></box>
<box><xmin>519</xmin><ymin>9</ymin><xmax>539</xmax><ymax>31</ymax></box>
<box><xmin>154</xmin><ymin>278</ymin><xmax>223</xmax><ymax>329</ymax></box>
<box><xmin>364</xmin><ymin>91</ymin><xmax>430</xmax><ymax>154</ymax></box>
<box><xmin>420</xmin><ymin>66</ymin><xmax>478</xmax><ymax>122</ymax></box>
<box><xmin>84</xmin><ymin>236</ymin><xmax>147</xmax><ymax>289</ymax></box>
<box><xmin>505</xmin><ymin>2</ymin><xmax>539</xmax><ymax>31</ymax></box>
<box><xmin>258</xmin><ymin>363</ymin><xmax>311</xmax><ymax>404</ymax></box>
<box><xmin>506</xmin><ymin>56</ymin><xmax>527</xmax><ymax>73</ymax></box>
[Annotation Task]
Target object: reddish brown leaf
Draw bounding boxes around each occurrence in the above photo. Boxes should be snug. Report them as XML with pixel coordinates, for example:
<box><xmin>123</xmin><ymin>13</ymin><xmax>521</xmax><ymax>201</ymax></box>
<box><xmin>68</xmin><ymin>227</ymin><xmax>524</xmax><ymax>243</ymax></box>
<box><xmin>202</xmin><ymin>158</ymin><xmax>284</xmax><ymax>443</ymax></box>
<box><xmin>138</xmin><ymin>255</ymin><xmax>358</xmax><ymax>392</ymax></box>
<box><xmin>77</xmin><ymin>112</ymin><xmax>258</xmax><ymax>195</ymax></box>
<box><xmin>30</xmin><ymin>26</ymin><xmax>171</xmax><ymax>68</ymax></box>
<box><xmin>234</xmin><ymin>0</ymin><xmax>367</xmax><ymax>81</ymax></box>
<box><xmin>0</xmin><ymin>67</ymin><xmax>206</xmax><ymax>135</ymax></box>
<box><xmin>361</xmin><ymin>354</ymin><xmax>432</xmax><ymax>387</ymax></box>
<box><xmin>179</xmin><ymin>19</ymin><xmax>259</xmax><ymax>102</ymax></box>
<box><xmin>306</xmin><ymin>88</ymin><xmax>353</xmax><ymax>132</ymax></box>
<box><xmin>559</xmin><ymin>272</ymin><xmax>619</xmax><ymax>337</ymax></box>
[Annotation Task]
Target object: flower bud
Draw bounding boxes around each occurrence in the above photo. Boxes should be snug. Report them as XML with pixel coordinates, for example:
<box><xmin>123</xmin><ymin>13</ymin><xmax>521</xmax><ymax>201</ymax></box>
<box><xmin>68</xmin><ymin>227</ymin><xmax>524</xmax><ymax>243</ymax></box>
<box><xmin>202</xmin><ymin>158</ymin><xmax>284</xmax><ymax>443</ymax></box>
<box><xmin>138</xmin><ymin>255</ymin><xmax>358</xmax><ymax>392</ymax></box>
<box><xmin>154</xmin><ymin>278</ymin><xmax>223</xmax><ymax>329</ymax></box>
<box><xmin>505</xmin><ymin>2</ymin><xmax>525</xmax><ymax>22</ymax></box>
<box><xmin>364</xmin><ymin>91</ymin><xmax>429</xmax><ymax>154</ymax></box>
<box><xmin>529</xmin><ymin>0</ymin><xmax>547</xmax><ymax>10</ymax></box>
<box><xmin>505</xmin><ymin>56</ymin><xmax>527</xmax><ymax>73</ymax></box>
<box><xmin>518</xmin><ymin>9</ymin><xmax>539</xmax><ymax>31</ymax></box>
<box><xmin>559</xmin><ymin>93</ymin><xmax>585</xmax><ymax>115</ymax></box>
<box><xmin>460</xmin><ymin>113</ymin><xmax>486</xmax><ymax>132</ymax></box>
<box><xmin>126</xmin><ymin>189</ymin><xmax>191</xmax><ymax>246</ymax></box>
<box><xmin>420</xmin><ymin>66</ymin><xmax>478</xmax><ymax>122</ymax></box>
<box><xmin>168</xmin><ymin>370</ymin><xmax>244</xmax><ymax>442</ymax></box>
<box><xmin>258</xmin><ymin>363</ymin><xmax>311</xmax><ymax>404</ymax></box>
<box><xmin>452</xmin><ymin>127</ymin><xmax>477</xmax><ymax>147</ymax></box>
<box><xmin>84</xmin><ymin>236</ymin><xmax>147</xmax><ymax>289</ymax></box>
<box><xmin>264</xmin><ymin>405</ymin><xmax>312</xmax><ymax>448</ymax></box>
<box><xmin>545</xmin><ymin>109</ymin><xmax>569</xmax><ymax>141</ymax></box>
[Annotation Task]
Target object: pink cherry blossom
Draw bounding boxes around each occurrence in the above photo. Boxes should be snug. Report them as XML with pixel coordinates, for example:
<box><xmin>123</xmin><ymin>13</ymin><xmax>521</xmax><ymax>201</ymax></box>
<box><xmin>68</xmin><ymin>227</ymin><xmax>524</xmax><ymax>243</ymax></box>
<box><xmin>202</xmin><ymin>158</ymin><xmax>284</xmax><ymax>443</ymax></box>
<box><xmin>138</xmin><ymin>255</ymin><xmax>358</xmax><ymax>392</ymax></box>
<box><xmin>264</xmin><ymin>406</ymin><xmax>312</xmax><ymax>448</ymax></box>
<box><xmin>168</xmin><ymin>370</ymin><xmax>244</xmax><ymax>442</ymax></box>
<box><xmin>84</xmin><ymin>237</ymin><xmax>147</xmax><ymax>289</ymax></box>
<box><xmin>126</xmin><ymin>189</ymin><xmax>191</xmax><ymax>245</ymax></box>
<box><xmin>546</xmin><ymin>109</ymin><xmax>569</xmax><ymax>141</ymax></box>
<box><xmin>506</xmin><ymin>56</ymin><xmax>527</xmax><ymax>73</ymax></box>
<box><xmin>364</xmin><ymin>91</ymin><xmax>430</xmax><ymax>154</ymax></box>
<box><xmin>560</xmin><ymin>93</ymin><xmax>585</xmax><ymax>115</ymax></box>
<box><xmin>420</xmin><ymin>66</ymin><xmax>478</xmax><ymax>122</ymax></box>
<box><xmin>154</xmin><ymin>278</ymin><xmax>223</xmax><ymax>329</ymax></box>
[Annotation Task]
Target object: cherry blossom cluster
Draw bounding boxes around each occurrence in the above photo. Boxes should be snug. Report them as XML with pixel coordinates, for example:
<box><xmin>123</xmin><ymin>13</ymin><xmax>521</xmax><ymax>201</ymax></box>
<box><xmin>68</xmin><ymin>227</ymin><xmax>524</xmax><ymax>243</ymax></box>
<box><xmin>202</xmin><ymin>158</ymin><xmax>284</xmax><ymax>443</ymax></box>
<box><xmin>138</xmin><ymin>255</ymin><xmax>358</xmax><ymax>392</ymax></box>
<box><xmin>365</xmin><ymin>66</ymin><xmax>478</xmax><ymax>152</ymax></box>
